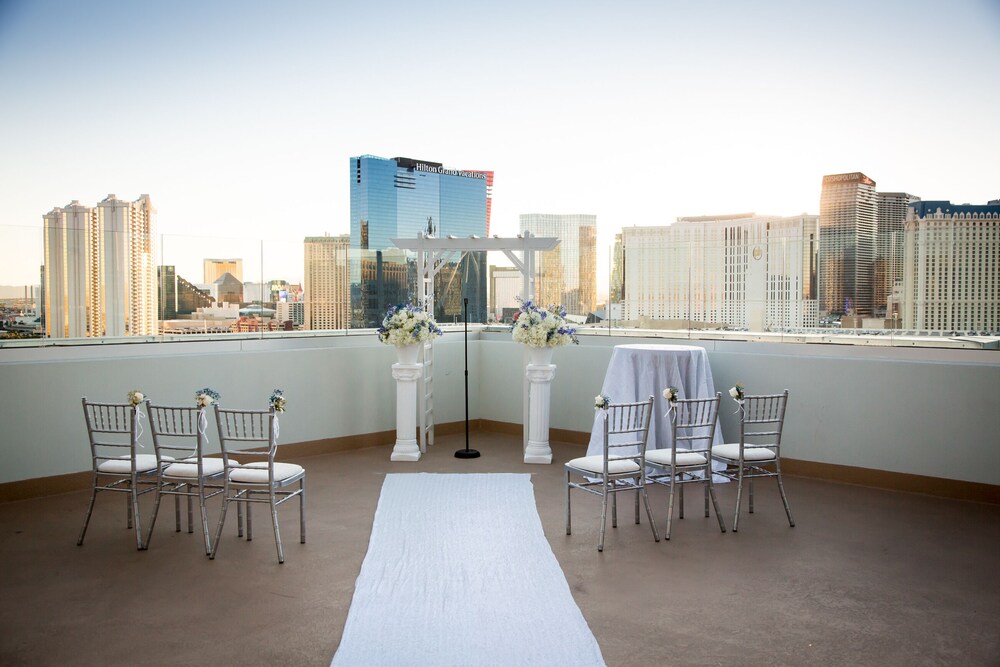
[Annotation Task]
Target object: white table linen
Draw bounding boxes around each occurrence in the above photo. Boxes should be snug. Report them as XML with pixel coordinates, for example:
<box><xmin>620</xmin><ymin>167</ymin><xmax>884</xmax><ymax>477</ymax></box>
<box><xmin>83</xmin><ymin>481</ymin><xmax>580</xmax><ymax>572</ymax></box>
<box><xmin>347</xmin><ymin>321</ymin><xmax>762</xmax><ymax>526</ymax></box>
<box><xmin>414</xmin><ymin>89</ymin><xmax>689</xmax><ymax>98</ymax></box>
<box><xmin>587</xmin><ymin>344</ymin><xmax>724</xmax><ymax>459</ymax></box>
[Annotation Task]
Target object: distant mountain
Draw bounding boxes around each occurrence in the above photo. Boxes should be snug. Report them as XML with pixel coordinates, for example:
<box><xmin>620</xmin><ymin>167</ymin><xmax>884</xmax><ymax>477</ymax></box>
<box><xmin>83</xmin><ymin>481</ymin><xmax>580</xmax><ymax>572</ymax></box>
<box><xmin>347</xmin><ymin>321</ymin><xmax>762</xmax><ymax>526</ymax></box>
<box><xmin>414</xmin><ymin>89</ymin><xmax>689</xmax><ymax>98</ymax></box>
<box><xmin>0</xmin><ymin>285</ymin><xmax>38</xmax><ymax>299</ymax></box>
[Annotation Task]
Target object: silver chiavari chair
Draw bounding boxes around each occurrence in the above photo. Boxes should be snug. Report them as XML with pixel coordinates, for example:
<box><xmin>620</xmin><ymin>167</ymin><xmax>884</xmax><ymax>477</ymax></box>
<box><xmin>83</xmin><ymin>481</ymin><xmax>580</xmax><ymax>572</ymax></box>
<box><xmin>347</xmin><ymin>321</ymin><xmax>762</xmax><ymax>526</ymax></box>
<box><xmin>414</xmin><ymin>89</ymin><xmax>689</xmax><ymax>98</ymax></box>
<box><xmin>145</xmin><ymin>403</ymin><xmax>232</xmax><ymax>554</ymax></box>
<box><xmin>711</xmin><ymin>389</ymin><xmax>795</xmax><ymax>532</ymax></box>
<box><xmin>77</xmin><ymin>397</ymin><xmax>164</xmax><ymax>550</ymax></box>
<box><xmin>565</xmin><ymin>396</ymin><xmax>659</xmax><ymax>552</ymax></box>
<box><xmin>646</xmin><ymin>393</ymin><xmax>726</xmax><ymax>540</ymax></box>
<box><xmin>211</xmin><ymin>405</ymin><xmax>305</xmax><ymax>563</ymax></box>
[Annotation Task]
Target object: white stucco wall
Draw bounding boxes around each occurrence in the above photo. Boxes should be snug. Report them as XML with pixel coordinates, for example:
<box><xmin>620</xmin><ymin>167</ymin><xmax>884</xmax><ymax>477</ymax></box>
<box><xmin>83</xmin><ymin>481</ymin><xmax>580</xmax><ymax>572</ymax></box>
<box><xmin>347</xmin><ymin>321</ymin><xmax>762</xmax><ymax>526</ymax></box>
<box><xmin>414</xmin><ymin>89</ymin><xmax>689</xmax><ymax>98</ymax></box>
<box><xmin>1</xmin><ymin>330</ymin><xmax>998</xmax><ymax>487</ymax></box>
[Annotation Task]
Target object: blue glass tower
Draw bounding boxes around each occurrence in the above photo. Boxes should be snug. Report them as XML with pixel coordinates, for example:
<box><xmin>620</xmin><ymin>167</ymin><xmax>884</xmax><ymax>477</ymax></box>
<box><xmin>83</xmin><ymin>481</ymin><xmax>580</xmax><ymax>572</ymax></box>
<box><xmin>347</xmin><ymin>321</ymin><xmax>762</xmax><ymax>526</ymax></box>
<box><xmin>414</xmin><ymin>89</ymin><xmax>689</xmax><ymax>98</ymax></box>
<box><xmin>350</xmin><ymin>155</ymin><xmax>489</xmax><ymax>327</ymax></box>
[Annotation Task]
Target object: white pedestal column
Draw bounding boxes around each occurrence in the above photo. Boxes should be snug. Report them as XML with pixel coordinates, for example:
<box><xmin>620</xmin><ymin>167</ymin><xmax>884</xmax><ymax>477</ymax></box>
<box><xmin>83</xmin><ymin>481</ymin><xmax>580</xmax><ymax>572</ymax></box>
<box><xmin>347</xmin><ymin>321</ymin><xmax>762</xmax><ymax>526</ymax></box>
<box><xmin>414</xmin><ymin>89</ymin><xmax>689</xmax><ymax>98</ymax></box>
<box><xmin>390</xmin><ymin>362</ymin><xmax>422</xmax><ymax>462</ymax></box>
<box><xmin>524</xmin><ymin>361</ymin><xmax>556</xmax><ymax>464</ymax></box>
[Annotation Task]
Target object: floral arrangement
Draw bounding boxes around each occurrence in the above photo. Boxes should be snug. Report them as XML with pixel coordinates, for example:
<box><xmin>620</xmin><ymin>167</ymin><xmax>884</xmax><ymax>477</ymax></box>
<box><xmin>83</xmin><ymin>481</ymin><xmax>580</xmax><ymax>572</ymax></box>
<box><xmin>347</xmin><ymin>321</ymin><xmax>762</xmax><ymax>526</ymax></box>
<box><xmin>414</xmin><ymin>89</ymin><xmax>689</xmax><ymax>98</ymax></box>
<box><xmin>510</xmin><ymin>298</ymin><xmax>579</xmax><ymax>348</ymax></box>
<box><xmin>195</xmin><ymin>387</ymin><xmax>220</xmax><ymax>408</ymax></box>
<box><xmin>662</xmin><ymin>386</ymin><xmax>679</xmax><ymax>403</ymax></box>
<box><xmin>376</xmin><ymin>302</ymin><xmax>443</xmax><ymax>348</ymax></box>
<box><xmin>594</xmin><ymin>394</ymin><xmax>611</xmax><ymax>411</ymax></box>
<box><xmin>729</xmin><ymin>383</ymin><xmax>745</xmax><ymax>401</ymax></box>
<box><xmin>270</xmin><ymin>389</ymin><xmax>286</xmax><ymax>413</ymax></box>
<box><xmin>127</xmin><ymin>390</ymin><xmax>145</xmax><ymax>407</ymax></box>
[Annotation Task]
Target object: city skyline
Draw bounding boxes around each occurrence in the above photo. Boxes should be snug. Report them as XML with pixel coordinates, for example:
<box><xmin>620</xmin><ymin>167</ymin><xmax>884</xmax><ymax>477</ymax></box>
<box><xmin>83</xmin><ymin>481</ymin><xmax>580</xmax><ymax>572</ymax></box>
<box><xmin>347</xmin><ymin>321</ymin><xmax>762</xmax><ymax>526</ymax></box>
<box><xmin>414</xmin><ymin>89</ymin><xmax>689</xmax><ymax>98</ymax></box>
<box><xmin>1</xmin><ymin>1</ymin><xmax>998</xmax><ymax>294</ymax></box>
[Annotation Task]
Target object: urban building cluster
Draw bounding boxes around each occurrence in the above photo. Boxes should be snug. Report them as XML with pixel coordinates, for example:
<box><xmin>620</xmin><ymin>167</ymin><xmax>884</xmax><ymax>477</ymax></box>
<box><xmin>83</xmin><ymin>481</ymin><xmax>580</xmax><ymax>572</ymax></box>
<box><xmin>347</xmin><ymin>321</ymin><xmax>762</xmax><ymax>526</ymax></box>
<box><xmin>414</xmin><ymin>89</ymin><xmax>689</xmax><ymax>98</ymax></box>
<box><xmin>611</xmin><ymin>173</ymin><xmax>1000</xmax><ymax>333</ymax></box>
<box><xmin>13</xmin><ymin>164</ymin><xmax>998</xmax><ymax>341</ymax></box>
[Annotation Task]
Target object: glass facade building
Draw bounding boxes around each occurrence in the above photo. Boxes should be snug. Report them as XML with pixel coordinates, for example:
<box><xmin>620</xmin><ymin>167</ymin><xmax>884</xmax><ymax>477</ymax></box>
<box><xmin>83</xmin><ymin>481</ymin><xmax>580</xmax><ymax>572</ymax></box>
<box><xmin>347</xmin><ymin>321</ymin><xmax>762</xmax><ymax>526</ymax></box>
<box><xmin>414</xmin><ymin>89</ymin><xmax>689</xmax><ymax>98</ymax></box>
<box><xmin>350</xmin><ymin>155</ymin><xmax>489</xmax><ymax>327</ymax></box>
<box><xmin>518</xmin><ymin>213</ymin><xmax>597</xmax><ymax>317</ymax></box>
<box><xmin>818</xmin><ymin>172</ymin><xmax>878</xmax><ymax>317</ymax></box>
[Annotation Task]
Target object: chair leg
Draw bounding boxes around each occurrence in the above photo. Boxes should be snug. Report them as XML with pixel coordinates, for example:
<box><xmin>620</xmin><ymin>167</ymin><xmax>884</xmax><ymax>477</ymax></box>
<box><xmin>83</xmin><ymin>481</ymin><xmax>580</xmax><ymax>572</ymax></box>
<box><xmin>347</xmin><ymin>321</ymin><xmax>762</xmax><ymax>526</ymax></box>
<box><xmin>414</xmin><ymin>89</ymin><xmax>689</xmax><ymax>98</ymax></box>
<box><xmin>270</xmin><ymin>491</ymin><xmax>284</xmax><ymax>564</ymax></box>
<box><xmin>77</xmin><ymin>478</ymin><xmax>98</xmax><ymax>546</ymax></box>
<box><xmin>733</xmin><ymin>467</ymin><xmax>745</xmax><ymax>533</ymax></box>
<box><xmin>125</xmin><ymin>490</ymin><xmax>133</xmax><ymax>530</ymax></box>
<box><xmin>678</xmin><ymin>482</ymin><xmax>685</xmax><ymax>520</ymax></box>
<box><xmin>707</xmin><ymin>476</ymin><xmax>726</xmax><ymax>533</ymax></box>
<box><xmin>704</xmin><ymin>479</ymin><xmax>710</xmax><ymax>518</ymax></box>
<box><xmin>130</xmin><ymin>483</ymin><xmax>146</xmax><ymax>551</ymax></box>
<box><xmin>143</xmin><ymin>479</ymin><xmax>165</xmax><ymax>550</ymax></box>
<box><xmin>611</xmin><ymin>484</ymin><xmax>618</xmax><ymax>529</ymax></box>
<box><xmin>598</xmin><ymin>484</ymin><xmax>609</xmax><ymax>552</ymax></box>
<box><xmin>634</xmin><ymin>485</ymin><xmax>640</xmax><ymax>525</ymax></box>
<box><xmin>299</xmin><ymin>479</ymin><xmax>306</xmax><ymax>544</ymax></box>
<box><xmin>246</xmin><ymin>493</ymin><xmax>253</xmax><ymax>541</ymax></box>
<box><xmin>210</xmin><ymin>496</ymin><xmax>230</xmax><ymax>560</ymax></box>
<box><xmin>641</xmin><ymin>484</ymin><xmax>660</xmax><ymax>543</ymax></box>
<box><xmin>775</xmin><ymin>468</ymin><xmax>796</xmax><ymax>527</ymax></box>
<box><xmin>665</xmin><ymin>478</ymin><xmax>676</xmax><ymax>540</ymax></box>
<box><xmin>197</xmin><ymin>482</ymin><xmax>212</xmax><ymax>556</ymax></box>
<box><xmin>565</xmin><ymin>470</ymin><xmax>572</xmax><ymax>536</ymax></box>
<box><xmin>186</xmin><ymin>491</ymin><xmax>194</xmax><ymax>533</ymax></box>
<box><xmin>237</xmin><ymin>494</ymin><xmax>244</xmax><ymax>537</ymax></box>
<box><xmin>174</xmin><ymin>490</ymin><xmax>181</xmax><ymax>533</ymax></box>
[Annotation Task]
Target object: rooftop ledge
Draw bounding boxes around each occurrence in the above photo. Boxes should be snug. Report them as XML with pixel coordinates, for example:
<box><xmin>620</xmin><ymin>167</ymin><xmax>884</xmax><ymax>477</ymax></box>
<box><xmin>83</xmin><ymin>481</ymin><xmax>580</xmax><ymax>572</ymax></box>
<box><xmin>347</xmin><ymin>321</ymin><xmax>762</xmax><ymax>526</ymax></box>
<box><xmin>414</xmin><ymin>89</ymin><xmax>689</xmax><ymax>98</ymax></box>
<box><xmin>1</xmin><ymin>327</ymin><xmax>998</xmax><ymax>502</ymax></box>
<box><xmin>2</xmin><ymin>324</ymin><xmax>998</xmax><ymax>350</ymax></box>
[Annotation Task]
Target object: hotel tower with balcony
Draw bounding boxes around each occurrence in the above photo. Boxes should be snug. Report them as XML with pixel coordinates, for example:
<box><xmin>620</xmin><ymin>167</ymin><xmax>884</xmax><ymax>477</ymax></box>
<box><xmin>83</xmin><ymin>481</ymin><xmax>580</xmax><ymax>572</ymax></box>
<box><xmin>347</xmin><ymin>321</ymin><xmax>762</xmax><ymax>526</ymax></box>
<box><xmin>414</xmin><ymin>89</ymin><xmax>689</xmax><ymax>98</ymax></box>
<box><xmin>42</xmin><ymin>194</ymin><xmax>157</xmax><ymax>338</ymax></box>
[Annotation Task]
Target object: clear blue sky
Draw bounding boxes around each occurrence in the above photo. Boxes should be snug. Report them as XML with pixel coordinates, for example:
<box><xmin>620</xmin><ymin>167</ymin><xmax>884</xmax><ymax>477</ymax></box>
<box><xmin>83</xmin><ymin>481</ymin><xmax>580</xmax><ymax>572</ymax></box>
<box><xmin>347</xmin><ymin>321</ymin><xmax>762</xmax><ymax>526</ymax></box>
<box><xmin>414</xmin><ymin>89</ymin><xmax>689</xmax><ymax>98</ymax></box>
<box><xmin>1</xmin><ymin>0</ymin><xmax>998</xmax><ymax>295</ymax></box>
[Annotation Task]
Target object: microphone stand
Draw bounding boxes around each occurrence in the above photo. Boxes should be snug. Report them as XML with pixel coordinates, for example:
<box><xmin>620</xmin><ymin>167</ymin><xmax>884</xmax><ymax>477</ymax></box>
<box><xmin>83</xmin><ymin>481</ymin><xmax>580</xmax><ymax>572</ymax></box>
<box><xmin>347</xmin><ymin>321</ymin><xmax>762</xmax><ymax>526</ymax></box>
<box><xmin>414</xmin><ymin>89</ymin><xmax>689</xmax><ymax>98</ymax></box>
<box><xmin>455</xmin><ymin>297</ymin><xmax>480</xmax><ymax>459</ymax></box>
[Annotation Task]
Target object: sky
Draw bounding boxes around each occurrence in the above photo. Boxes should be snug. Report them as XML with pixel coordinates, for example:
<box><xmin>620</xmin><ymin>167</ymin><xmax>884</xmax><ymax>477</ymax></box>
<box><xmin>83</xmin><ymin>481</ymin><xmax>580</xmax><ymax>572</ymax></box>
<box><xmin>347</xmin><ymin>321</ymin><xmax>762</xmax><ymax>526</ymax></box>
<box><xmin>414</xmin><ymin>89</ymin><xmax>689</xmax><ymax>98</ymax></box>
<box><xmin>1</xmin><ymin>0</ymin><xmax>998</xmax><ymax>299</ymax></box>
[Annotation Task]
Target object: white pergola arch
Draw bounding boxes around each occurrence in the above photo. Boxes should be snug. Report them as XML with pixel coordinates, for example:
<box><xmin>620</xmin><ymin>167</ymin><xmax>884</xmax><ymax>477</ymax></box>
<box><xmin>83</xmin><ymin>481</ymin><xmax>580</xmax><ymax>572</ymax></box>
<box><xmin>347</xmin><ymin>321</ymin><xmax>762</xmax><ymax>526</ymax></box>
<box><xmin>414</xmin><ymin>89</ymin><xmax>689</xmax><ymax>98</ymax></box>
<box><xmin>391</xmin><ymin>231</ymin><xmax>560</xmax><ymax>457</ymax></box>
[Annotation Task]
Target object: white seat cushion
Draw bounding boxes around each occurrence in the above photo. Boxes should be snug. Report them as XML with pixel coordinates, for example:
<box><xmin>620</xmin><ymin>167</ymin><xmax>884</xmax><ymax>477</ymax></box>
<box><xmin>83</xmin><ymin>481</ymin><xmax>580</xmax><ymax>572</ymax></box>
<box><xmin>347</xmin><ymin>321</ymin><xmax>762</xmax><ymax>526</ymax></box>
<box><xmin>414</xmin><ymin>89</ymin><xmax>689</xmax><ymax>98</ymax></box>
<box><xmin>163</xmin><ymin>457</ymin><xmax>235</xmax><ymax>478</ymax></box>
<box><xmin>565</xmin><ymin>455</ymin><xmax>640</xmax><ymax>475</ymax></box>
<box><xmin>98</xmin><ymin>454</ymin><xmax>169</xmax><ymax>474</ymax></box>
<box><xmin>712</xmin><ymin>443</ymin><xmax>777</xmax><ymax>461</ymax></box>
<box><xmin>646</xmin><ymin>449</ymin><xmax>707</xmax><ymax>467</ymax></box>
<box><xmin>229</xmin><ymin>461</ymin><xmax>304</xmax><ymax>484</ymax></box>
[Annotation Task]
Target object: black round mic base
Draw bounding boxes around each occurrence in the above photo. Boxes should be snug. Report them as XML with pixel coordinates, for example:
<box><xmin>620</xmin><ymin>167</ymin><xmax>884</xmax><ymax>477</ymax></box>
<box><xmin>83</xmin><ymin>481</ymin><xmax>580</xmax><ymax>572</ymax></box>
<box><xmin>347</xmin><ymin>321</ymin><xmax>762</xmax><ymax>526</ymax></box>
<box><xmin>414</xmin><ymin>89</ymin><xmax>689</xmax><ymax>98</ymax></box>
<box><xmin>454</xmin><ymin>448</ymin><xmax>481</xmax><ymax>459</ymax></box>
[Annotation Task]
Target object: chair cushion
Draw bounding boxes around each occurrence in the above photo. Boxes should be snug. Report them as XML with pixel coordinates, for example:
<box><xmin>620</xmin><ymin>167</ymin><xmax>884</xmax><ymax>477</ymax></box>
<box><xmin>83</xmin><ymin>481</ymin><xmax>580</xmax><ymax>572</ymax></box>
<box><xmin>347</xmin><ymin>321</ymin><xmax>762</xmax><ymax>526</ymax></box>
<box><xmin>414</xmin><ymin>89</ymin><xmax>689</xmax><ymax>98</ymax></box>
<box><xmin>565</xmin><ymin>455</ymin><xmax>640</xmax><ymax>475</ymax></box>
<box><xmin>98</xmin><ymin>454</ymin><xmax>168</xmax><ymax>474</ymax></box>
<box><xmin>163</xmin><ymin>457</ymin><xmax>235</xmax><ymax>478</ymax></box>
<box><xmin>229</xmin><ymin>461</ymin><xmax>304</xmax><ymax>484</ymax></box>
<box><xmin>646</xmin><ymin>449</ymin><xmax>707</xmax><ymax>467</ymax></box>
<box><xmin>711</xmin><ymin>443</ymin><xmax>777</xmax><ymax>461</ymax></box>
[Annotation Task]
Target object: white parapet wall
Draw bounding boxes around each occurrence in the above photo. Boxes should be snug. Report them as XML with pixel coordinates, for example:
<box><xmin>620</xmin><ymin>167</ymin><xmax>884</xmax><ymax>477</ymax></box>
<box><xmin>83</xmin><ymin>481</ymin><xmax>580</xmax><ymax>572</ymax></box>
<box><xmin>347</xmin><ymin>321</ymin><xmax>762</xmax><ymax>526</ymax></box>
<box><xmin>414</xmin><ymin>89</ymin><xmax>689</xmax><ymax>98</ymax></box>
<box><xmin>1</xmin><ymin>329</ymin><xmax>998</xmax><ymax>488</ymax></box>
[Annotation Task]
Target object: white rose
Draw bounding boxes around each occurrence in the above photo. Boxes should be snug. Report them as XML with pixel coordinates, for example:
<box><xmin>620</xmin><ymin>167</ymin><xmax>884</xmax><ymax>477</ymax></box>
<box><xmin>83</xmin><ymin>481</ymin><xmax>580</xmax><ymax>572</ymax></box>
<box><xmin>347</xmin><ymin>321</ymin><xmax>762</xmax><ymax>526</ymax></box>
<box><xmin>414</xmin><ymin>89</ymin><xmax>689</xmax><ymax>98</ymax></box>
<box><xmin>729</xmin><ymin>386</ymin><xmax>740</xmax><ymax>399</ymax></box>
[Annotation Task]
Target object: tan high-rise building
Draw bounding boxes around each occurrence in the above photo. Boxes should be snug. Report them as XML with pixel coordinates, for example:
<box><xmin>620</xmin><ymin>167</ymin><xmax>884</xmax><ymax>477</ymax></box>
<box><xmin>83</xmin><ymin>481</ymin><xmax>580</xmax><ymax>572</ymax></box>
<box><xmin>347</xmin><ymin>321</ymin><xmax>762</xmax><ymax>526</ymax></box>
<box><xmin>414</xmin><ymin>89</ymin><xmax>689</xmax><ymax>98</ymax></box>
<box><xmin>519</xmin><ymin>214</ymin><xmax>596</xmax><ymax>317</ymax></box>
<box><xmin>621</xmin><ymin>213</ymin><xmax>818</xmax><ymax>331</ymax></box>
<box><xmin>304</xmin><ymin>235</ymin><xmax>351</xmax><ymax>331</ymax></box>
<box><xmin>204</xmin><ymin>258</ymin><xmax>243</xmax><ymax>284</ymax></box>
<box><xmin>42</xmin><ymin>194</ymin><xmax>157</xmax><ymax>338</ymax></box>
<box><xmin>818</xmin><ymin>172</ymin><xmax>878</xmax><ymax>317</ymax></box>
<box><xmin>901</xmin><ymin>200</ymin><xmax>1000</xmax><ymax>332</ymax></box>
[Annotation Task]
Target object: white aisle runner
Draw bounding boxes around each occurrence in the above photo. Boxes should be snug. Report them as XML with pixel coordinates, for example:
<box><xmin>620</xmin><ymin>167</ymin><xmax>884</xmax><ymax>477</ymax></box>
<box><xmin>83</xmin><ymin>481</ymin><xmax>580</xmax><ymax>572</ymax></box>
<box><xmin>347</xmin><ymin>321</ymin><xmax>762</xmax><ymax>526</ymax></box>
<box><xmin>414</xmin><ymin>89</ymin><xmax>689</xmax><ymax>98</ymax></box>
<box><xmin>331</xmin><ymin>473</ymin><xmax>606</xmax><ymax>667</ymax></box>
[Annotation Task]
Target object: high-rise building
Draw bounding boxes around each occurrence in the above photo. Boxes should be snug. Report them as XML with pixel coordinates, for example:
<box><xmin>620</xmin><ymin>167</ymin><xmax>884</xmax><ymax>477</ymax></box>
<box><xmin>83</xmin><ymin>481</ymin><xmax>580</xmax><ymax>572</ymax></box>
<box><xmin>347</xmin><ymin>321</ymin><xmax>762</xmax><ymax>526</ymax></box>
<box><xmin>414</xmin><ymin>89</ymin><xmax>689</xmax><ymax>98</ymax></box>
<box><xmin>901</xmin><ymin>200</ymin><xmax>1000</xmax><ymax>332</ymax></box>
<box><xmin>42</xmin><ymin>194</ymin><xmax>157</xmax><ymax>338</ymax></box>
<box><xmin>818</xmin><ymin>172</ymin><xmax>878</xmax><ymax>317</ymax></box>
<box><xmin>304</xmin><ymin>234</ymin><xmax>351</xmax><ymax>331</ymax></box>
<box><xmin>204</xmin><ymin>258</ymin><xmax>243</xmax><ymax>284</ymax></box>
<box><xmin>211</xmin><ymin>273</ymin><xmax>243</xmax><ymax>305</ymax></box>
<box><xmin>350</xmin><ymin>155</ymin><xmax>489</xmax><ymax>327</ymax></box>
<box><xmin>875</xmin><ymin>192</ymin><xmax>920</xmax><ymax>316</ymax></box>
<box><xmin>158</xmin><ymin>265</ymin><xmax>214</xmax><ymax>319</ymax></box>
<box><xmin>519</xmin><ymin>214</ymin><xmax>597</xmax><ymax>317</ymax></box>
<box><xmin>621</xmin><ymin>213</ymin><xmax>818</xmax><ymax>330</ymax></box>
<box><xmin>610</xmin><ymin>233</ymin><xmax>625</xmax><ymax>305</ymax></box>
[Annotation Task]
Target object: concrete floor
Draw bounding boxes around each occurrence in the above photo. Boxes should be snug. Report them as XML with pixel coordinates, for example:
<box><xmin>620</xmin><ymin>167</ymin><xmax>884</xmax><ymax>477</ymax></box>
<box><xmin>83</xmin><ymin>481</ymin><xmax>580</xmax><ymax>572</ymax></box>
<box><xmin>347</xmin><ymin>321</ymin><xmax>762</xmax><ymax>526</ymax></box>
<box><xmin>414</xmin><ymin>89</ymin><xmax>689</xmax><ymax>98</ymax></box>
<box><xmin>1</xmin><ymin>431</ymin><xmax>998</xmax><ymax>666</ymax></box>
